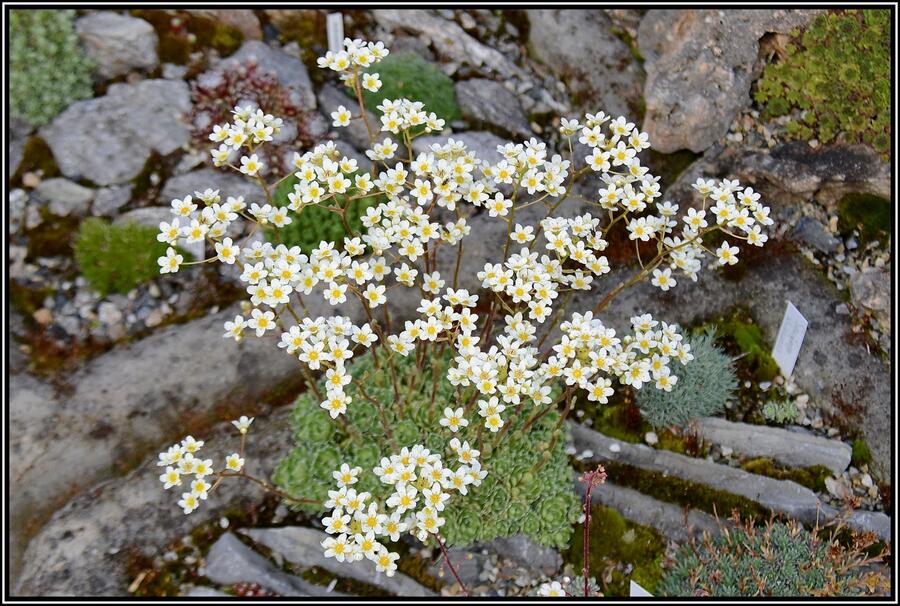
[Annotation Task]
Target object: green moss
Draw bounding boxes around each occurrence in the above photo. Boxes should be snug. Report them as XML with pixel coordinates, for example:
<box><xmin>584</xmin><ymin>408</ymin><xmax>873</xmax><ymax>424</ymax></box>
<box><xmin>712</xmin><ymin>314</ymin><xmax>779</xmax><ymax>382</ymax></box>
<box><xmin>590</xmin><ymin>460</ymin><xmax>769</xmax><ymax>520</ymax></box>
<box><xmin>581</xmin><ymin>394</ymin><xmax>701</xmax><ymax>456</ymax></box>
<box><xmin>851</xmin><ymin>438</ymin><xmax>872</xmax><ymax>467</ymax></box>
<box><xmin>274</xmin><ymin>349</ymin><xmax>580</xmax><ymax>549</ymax></box>
<box><xmin>755</xmin><ymin>10</ymin><xmax>890</xmax><ymax>157</ymax></box>
<box><xmin>362</xmin><ymin>52</ymin><xmax>461</xmax><ymax>123</ymax></box>
<box><xmin>267</xmin><ymin>172</ymin><xmax>379</xmax><ymax>253</ymax></box>
<box><xmin>10</xmin><ymin>9</ymin><xmax>95</xmax><ymax>126</ymax></box>
<box><xmin>837</xmin><ymin>193</ymin><xmax>891</xmax><ymax>246</ymax></box>
<box><xmin>739</xmin><ymin>458</ymin><xmax>831</xmax><ymax>492</ymax></box>
<box><xmin>14</xmin><ymin>136</ymin><xmax>61</xmax><ymax>183</ymax></box>
<box><xmin>74</xmin><ymin>218</ymin><xmax>187</xmax><ymax>296</ymax></box>
<box><xmin>563</xmin><ymin>504</ymin><xmax>666</xmax><ymax>596</ymax></box>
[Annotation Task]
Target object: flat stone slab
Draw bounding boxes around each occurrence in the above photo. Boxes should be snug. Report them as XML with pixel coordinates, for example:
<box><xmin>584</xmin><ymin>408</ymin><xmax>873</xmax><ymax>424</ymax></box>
<box><xmin>696</xmin><ymin>417</ymin><xmax>852</xmax><ymax>474</ymax></box>
<box><xmin>242</xmin><ymin>526</ymin><xmax>435</xmax><ymax>596</ymax></box>
<box><xmin>574</xmin><ymin>477</ymin><xmax>720</xmax><ymax>543</ymax></box>
<box><xmin>570</xmin><ymin>423</ymin><xmax>890</xmax><ymax>541</ymax></box>
<box><xmin>205</xmin><ymin>532</ymin><xmax>342</xmax><ymax>597</ymax></box>
<box><xmin>15</xmin><ymin>407</ymin><xmax>294</xmax><ymax>596</ymax></box>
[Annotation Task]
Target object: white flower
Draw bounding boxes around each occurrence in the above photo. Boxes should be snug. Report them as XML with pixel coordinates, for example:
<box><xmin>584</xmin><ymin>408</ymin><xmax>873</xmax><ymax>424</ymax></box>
<box><xmin>177</xmin><ymin>492</ymin><xmax>200</xmax><ymax>514</ymax></box>
<box><xmin>232</xmin><ymin>415</ymin><xmax>254</xmax><ymax>434</ymax></box>
<box><xmin>439</xmin><ymin>407</ymin><xmax>468</xmax><ymax>432</ymax></box>
<box><xmin>225</xmin><ymin>453</ymin><xmax>244</xmax><ymax>472</ymax></box>
<box><xmin>215</xmin><ymin>237</ymin><xmax>240</xmax><ymax>264</ymax></box>
<box><xmin>158</xmin><ymin>247</ymin><xmax>183</xmax><ymax>274</ymax></box>
<box><xmin>239</xmin><ymin>154</ymin><xmax>263</xmax><ymax>176</ymax></box>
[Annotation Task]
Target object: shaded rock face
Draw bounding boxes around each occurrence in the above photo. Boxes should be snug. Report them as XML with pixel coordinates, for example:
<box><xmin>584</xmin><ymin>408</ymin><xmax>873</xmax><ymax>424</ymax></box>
<box><xmin>454</xmin><ymin>79</ymin><xmax>532</xmax><ymax>139</ymax></box>
<box><xmin>525</xmin><ymin>9</ymin><xmax>644</xmax><ymax>118</ymax></box>
<box><xmin>40</xmin><ymin>80</ymin><xmax>191</xmax><ymax>186</ymax></box>
<box><xmin>76</xmin><ymin>11</ymin><xmax>159</xmax><ymax>78</ymax></box>
<box><xmin>639</xmin><ymin>9</ymin><xmax>819</xmax><ymax>153</ymax></box>
<box><xmin>14</xmin><ymin>408</ymin><xmax>295</xmax><ymax>596</ymax></box>
<box><xmin>34</xmin><ymin>178</ymin><xmax>95</xmax><ymax>217</ymax></box>
<box><xmin>663</xmin><ymin>142</ymin><xmax>891</xmax><ymax>211</ymax></box>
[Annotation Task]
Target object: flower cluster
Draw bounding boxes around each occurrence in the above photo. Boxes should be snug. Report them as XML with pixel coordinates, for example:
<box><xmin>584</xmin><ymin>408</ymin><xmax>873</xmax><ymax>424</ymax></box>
<box><xmin>152</xmin><ymin>36</ymin><xmax>777</xmax><ymax>591</ymax></box>
<box><xmin>320</xmin><ymin>442</ymin><xmax>483</xmax><ymax>576</ymax></box>
<box><xmin>156</xmin><ymin>416</ymin><xmax>252</xmax><ymax>515</ymax></box>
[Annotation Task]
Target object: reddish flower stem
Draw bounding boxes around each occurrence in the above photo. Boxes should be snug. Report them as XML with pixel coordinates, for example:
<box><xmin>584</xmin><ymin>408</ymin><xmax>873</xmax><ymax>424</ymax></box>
<box><xmin>435</xmin><ymin>534</ymin><xmax>469</xmax><ymax>597</ymax></box>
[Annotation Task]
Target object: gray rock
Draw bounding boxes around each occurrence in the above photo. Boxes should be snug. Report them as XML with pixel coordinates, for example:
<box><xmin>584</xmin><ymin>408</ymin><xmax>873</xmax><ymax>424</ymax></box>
<box><xmin>76</xmin><ymin>12</ymin><xmax>159</xmax><ymax>78</ymax></box>
<box><xmin>454</xmin><ymin>79</ymin><xmax>532</xmax><ymax>139</ymax></box>
<box><xmin>696</xmin><ymin>417</ymin><xmax>852</xmax><ymax>474</ymax></box>
<box><xmin>639</xmin><ymin>9</ymin><xmax>818</xmax><ymax>152</ymax></box>
<box><xmin>216</xmin><ymin>40</ymin><xmax>315</xmax><ymax>111</ymax></box>
<box><xmin>241</xmin><ymin>526</ymin><xmax>434</xmax><ymax>596</ymax></box>
<box><xmin>92</xmin><ymin>185</ymin><xmax>133</xmax><ymax>217</ymax></box>
<box><xmin>427</xmin><ymin>547</ymin><xmax>486</xmax><ymax>588</ymax></box>
<box><xmin>9</xmin><ymin>188</ymin><xmax>28</xmax><ymax>235</ymax></box>
<box><xmin>317</xmin><ymin>83</ymin><xmax>386</xmax><ymax>152</ymax></box>
<box><xmin>570</xmin><ymin>423</ymin><xmax>890</xmax><ymax>541</ymax></box>
<box><xmin>574</xmin><ymin>478</ymin><xmax>720</xmax><ymax>542</ymax></box>
<box><xmin>849</xmin><ymin>269</ymin><xmax>891</xmax><ymax>333</ymax></box>
<box><xmin>114</xmin><ymin>207</ymin><xmax>171</xmax><ymax>230</ymax></box>
<box><xmin>13</xmin><ymin>399</ymin><xmax>297</xmax><ymax>596</ymax></box>
<box><xmin>205</xmin><ymin>533</ymin><xmax>339</xmax><ymax>597</ymax></box>
<box><xmin>412</xmin><ymin>130</ymin><xmax>509</xmax><ymax>166</ymax></box>
<box><xmin>484</xmin><ymin>535</ymin><xmax>561</xmax><ymax>576</ymax></box>
<box><xmin>791</xmin><ymin>216</ymin><xmax>841</xmax><ymax>254</ymax></box>
<box><xmin>182</xmin><ymin>586</ymin><xmax>230</xmax><ymax>597</ymax></box>
<box><xmin>665</xmin><ymin>142</ymin><xmax>891</xmax><ymax>213</ymax></box>
<box><xmin>34</xmin><ymin>177</ymin><xmax>95</xmax><ymax>217</ymax></box>
<box><xmin>41</xmin><ymin>80</ymin><xmax>191</xmax><ymax>186</ymax></box>
<box><xmin>390</xmin><ymin>35</ymin><xmax>436</xmax><ymax>62</ymax></box>
<box><xmin>526</xmin><ymin>10</ymin><xmax>643</xmax><ymax>117</ymax></box>
<box><xmin>159</xmin><ymin>167</ymin><xmax>266</xmax><ymax>205</ymax></box>
<box><xmin>372</xmin><ymin>10</ymin><xmax>524</xmax><ymax>79</ymax></box>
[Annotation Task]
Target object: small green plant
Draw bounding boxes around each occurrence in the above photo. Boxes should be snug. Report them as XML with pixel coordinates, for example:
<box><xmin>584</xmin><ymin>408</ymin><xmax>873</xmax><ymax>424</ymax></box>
<box><xmin>268</xmin><ymin>173</ymin><xmax>379</xmax><ymax>253</ymax></box>
<box><xmin>75</xmin><ymin>218</ymin><xmax>182</xmax><ymax>296</ymax></box>
<box><xmin>851</xmin><ymin>438</ymin><xmax>872</xmax><ymax>467</ymax></box>
<box><xmin>837</xmin><ymin>193</ymin><xmax>891</xmax><ymax>246</ymax></box>
<box><xmin>636</xmin><ymin>329</ymin><xmax>738</xmax><ymax>428</ymax></box>
<box><xmin>274</xmin><ymin>349</ymin><xmax>580</xmax><ymax>549</ymax></box>
<box><xmin>362</xmin><ymin>52</ymin><xmax>461</xmax><ymax>123</ymax></box>
<box><xmin>716</xmin><ymin>316</ymin><xmax>780</xmax><ymax>381</ymax></box>
<box><xmin>659</xmin><ymin>514</ymin><xmax>890</xmax><ymax>596</ymax></box>
<box><xmin>10</xmin><ymin>9</ymin><xmax>95</xmax><ymax>126</ymax></box>
<box><xmin>762</xmin><ymin>399</ymin><xmax>798</xmax><ymax>424</ymax></box>
<box><xmin>755</xmin><ymin>10</ymin><xmax>890</xmax><ymax>156</ymax></box>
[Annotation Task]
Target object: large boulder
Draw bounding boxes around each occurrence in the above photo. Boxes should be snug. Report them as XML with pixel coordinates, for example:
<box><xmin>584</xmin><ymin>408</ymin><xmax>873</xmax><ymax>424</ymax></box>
<box><xmin>526</xmin><ymin>10</ymin><xmax>644</xmax><ymax>118</ymax></box>
<box><xmin>40</xmin><ymin>80</ymin><xmax>191</xmax><ymax>186</ymax></box>
<box><xmin>639</xmin><ymin>9</ymin><xmax>818</xmax><ymax>153</ymax></box>
<box><xmin>454</xmin><ymin>79</ymin><xmax>532</xmax><ymax>139</ymax></box>
<box><xmin>76</xmin><ymin>11</ymin><xmax>159</xmax><ymax>78</ymax></box>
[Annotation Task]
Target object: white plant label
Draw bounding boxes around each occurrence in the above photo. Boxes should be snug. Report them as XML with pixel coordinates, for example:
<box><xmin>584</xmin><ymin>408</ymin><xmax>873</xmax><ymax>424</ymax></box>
<box><xmin>326</xmin><ymin>13</ymin><xmax>344</xmax><ymax>55</ymax></box>
<box><xmin>630</xmin><ymin>580</ymin><xmax>653</xmax><ymax>596</ymax></box>
<box><xmin>771</xmin><ymin>301</ymin><xmax>808</xmax><ymax>378</ymax></box>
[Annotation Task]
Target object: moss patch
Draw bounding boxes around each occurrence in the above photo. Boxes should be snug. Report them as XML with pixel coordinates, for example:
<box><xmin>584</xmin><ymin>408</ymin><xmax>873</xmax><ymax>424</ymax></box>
<box><xmin>837</xmin><ymin>193</ymin><xmax>890</xmax><ymax>246</ymax></box>
<box><xmin>361</xmin><ymin>52</ymin><xmax>461</xmax><ymax>123</ymax></box>
<box><xmin>563</xmin><ymin>504</ymin><xmax>666</xmax><ymax>596</ymax></box>
<box><xmin>582</xmin><ymin>460</ymin><xmax>769</xmax><ymax>521</ymax></box>
<box><xmin>739</xmin><ymin>458</ymin><xmax>831</xmax><ymax>493</ymax></box>
<box><xmin>851</xmin><ymin>438</ymin><xmax>872</xmax><ymax>467</ymax></box>
<box><xmin>708</xmin><ymin>311</ymin><xmax>779</xmax><ymax>382</ymax></box>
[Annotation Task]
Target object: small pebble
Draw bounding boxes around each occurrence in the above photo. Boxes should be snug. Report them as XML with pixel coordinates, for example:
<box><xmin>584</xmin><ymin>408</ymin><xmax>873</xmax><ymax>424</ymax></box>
<box><xmin>608</xmin><ymin>443</ymin><xmax>621</xmax><ymax>453</ymax></box>
<box><xmin>644</xmin><ymin>431</ymin><xmax>658</xmax><ymax>446</ymax></box>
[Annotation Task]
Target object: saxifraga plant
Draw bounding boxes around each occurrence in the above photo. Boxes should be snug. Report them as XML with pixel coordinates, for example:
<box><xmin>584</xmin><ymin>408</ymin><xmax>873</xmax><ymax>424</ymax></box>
<box><xmin>658</xmin><ymin>513</ymin><xmax>890</xmax><ymax>597</ymax></box>
<box><xmin>274</xmin><ymin>348</ymin><xmax>580</xmax><ymax>549</ymax></box>
<box><xmin>153</xmin><ymin>37</ymin><xmax>778</xmax><ymax>590</ymax></box>
<box><xmin>10</xmin><ymin>9</ymin><xmax>95</xmax><ymax>126</ymax></box>
<box><xmin>636</xmin><ymin>328</ymin><xmax>737</xmax><ymax>428</ymax></box>
<box><xmin>754</xmin><ymin>9</ymin><xmax>890</xmax><ymax>156</ymax></box>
